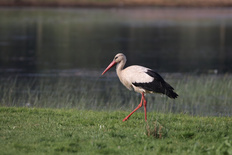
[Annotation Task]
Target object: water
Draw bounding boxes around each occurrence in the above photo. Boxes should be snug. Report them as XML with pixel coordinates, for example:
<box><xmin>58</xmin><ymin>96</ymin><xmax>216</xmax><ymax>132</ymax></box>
<box><xmin>0</xmin><ymin>8</ymin><xmax>232</xmax><ymax>74</ymax></box>
<box><xmin>0</xmin><ymin>8</ymin><xmax>232</xmax><ymax>116</ymax></box>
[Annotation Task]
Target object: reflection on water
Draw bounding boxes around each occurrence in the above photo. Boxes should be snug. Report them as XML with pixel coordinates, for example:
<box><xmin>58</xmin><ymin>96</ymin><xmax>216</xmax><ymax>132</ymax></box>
<box><xmin>0</xmin><ymin>8</ymin><xmax>232</xmax><ymax>74</ymax></box>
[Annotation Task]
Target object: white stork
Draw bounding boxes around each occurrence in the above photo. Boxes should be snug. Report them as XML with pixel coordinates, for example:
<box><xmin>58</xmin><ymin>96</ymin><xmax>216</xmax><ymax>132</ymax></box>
<box><xmin>102</xmin><ymin>53</ymin><xmax>178</xmax><ymax>121</ymax></box>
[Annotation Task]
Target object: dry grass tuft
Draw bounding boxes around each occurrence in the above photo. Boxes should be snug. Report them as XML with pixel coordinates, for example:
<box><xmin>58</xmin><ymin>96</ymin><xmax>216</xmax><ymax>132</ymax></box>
<box><xmin>146</xmin><ymin>120</ymin><xmax>167</xmax><ymax>139</ymax></box>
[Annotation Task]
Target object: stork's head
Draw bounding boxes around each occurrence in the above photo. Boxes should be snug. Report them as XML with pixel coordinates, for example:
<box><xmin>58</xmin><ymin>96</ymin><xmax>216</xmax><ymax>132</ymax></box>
<box><xmin>113</xmin><ymin>53</ymin><xmax>126</xmax><ymax>63</ymax></box>
<box><xmin>102</xmin><ymin>53</ymin><xmax>126</xmax><ymax>75</ymax></box>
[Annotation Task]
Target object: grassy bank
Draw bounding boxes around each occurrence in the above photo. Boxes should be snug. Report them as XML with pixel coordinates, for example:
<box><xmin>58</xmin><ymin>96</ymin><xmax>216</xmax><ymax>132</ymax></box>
<box><xmin>0</xmin><ymin>0</ymin><xmax>232</xmax><ymax>7</ymax></box>
<box><xmin>0</xmin><ymin>107</ymin><xmax>232</xmax><ymax>154</ymax></box>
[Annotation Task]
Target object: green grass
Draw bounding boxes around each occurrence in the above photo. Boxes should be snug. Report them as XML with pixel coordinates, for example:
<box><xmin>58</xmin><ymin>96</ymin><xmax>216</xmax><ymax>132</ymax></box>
<box><xmin>0</xmin><ymin>74</ymin><xmax>232</xmax><ymax>154</ymax></box>
<box><xmin>1</xmin><ymin>107</ymin><xmax>232</xmax><ymax>154</ymax></box>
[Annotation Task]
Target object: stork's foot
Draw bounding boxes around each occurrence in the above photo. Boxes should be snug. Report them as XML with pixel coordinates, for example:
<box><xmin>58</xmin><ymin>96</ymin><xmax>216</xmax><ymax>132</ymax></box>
<box><xmin>122</xmin><ymin>93</ymin><xmax>145</xmax><ymax>122</ymax></box>
<box><xmin>122</xmin><ymin>116</ymin><xmax>129</xmax><ymax>122</ymax></box>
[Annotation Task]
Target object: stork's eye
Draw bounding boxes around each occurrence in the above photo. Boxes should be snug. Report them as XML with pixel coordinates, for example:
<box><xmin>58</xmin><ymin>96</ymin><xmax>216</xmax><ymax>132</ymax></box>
<box><xmin>115</xmin><ymin>56</ymin><xmax>118</xmax><ymax>60</ymax></box>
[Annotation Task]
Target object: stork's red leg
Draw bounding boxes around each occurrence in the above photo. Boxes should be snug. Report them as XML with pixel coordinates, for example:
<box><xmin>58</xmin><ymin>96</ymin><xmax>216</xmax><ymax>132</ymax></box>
<box><xmin>142</xmin><ymin>93</ymin><xmax>147</xmax><ymax>121</ymax></box>
<box><xmin>122</xmin><ymin>93</ymin><xmax>144</xmax><ymax>122</ymax></box>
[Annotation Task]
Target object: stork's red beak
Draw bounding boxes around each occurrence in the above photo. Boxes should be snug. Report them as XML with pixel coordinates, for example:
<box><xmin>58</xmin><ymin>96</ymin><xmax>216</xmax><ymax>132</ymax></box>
<box><xmin>102</xmin><ymin>60</ymin><xmax>117</xmax><ymax>75</ymax></box>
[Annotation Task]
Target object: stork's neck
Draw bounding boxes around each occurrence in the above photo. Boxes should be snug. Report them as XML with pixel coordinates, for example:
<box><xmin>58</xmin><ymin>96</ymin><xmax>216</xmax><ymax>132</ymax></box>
<box><xmin>116</xmin><ymin>60</ymin><xmax>126</xmax><ymax>75</ymax></box>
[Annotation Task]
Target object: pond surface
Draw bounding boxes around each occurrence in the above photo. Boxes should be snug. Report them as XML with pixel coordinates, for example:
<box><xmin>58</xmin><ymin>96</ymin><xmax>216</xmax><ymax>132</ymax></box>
<box><xmin>0</xmin><ymin>8</ymin><xmax>232</xmax><ymax>75</ymax></box>
<box><xmin>0</xmin><ymin>8</ymin><xmax>232</xmax><ymax>116</ymax></box>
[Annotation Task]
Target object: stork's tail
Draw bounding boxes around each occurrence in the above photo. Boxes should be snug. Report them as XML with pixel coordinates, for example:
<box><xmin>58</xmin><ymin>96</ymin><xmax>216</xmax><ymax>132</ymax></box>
<box><xmin>163</xmin><ymin>82</ymin><xmax>178</xmax><ymax>99</ymax></box>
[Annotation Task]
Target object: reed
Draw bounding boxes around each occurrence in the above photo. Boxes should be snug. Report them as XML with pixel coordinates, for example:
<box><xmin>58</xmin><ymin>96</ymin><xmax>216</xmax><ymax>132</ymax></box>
<box><xmin>0</xmin><ymin>74</ymin><xmax>231</xmax><ymax>116</ymax></box>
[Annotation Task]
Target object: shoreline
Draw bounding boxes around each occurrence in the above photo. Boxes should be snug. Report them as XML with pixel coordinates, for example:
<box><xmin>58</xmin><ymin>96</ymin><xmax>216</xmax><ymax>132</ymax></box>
<box><xmin>0</xmin><ymin>1</ymin><xmax>232</xmax><ymax>8</ymax></box>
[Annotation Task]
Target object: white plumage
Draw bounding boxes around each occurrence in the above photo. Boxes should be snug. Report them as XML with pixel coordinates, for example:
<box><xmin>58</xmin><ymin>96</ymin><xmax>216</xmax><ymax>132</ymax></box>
<box><xmin>102</xmin><ymin>53</ymin><xmax>178</xmax><ymax>121</ymax></box>
<box><xmin>119</xmin><ymin>65</ymin><xmax>154</xmax><ymax>93</ymax></box>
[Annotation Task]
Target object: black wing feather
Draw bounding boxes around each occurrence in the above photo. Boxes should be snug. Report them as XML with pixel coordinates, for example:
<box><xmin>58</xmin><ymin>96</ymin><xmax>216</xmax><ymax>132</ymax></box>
<box><xmin>132</xmin><ymin>69</ymin><xmax>178</xmax><ymax>99</ymax></box>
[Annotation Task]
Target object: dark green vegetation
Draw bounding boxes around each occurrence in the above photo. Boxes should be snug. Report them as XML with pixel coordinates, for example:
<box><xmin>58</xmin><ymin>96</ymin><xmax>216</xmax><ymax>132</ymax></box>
<box><xmin>1</xmin><ymin>74</ymin><xmax>232</xmax><ymax>116</ymax></box>
<box><xmin>0</xmin><ymin>107</ymin><xmax>232</xmax><ymax>154</ymax></box>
